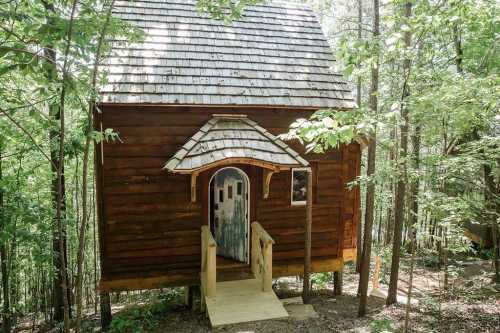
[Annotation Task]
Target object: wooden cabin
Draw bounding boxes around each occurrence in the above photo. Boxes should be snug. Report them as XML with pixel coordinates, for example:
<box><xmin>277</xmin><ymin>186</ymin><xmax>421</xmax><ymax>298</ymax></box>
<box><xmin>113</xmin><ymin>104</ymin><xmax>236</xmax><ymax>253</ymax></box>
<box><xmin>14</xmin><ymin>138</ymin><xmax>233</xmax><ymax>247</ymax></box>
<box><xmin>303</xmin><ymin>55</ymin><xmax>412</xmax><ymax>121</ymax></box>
<box><xmin>96</xmin><ymin>0</ymin><xmax>360</xmax><ymax>325</ymax></box>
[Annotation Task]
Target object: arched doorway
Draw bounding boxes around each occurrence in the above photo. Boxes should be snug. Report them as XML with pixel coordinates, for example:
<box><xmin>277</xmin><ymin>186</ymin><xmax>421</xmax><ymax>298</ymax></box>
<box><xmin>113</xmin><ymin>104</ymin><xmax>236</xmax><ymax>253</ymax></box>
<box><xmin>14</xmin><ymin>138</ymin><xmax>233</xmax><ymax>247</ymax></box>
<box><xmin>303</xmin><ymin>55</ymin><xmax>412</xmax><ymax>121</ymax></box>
<box><xmin>209</xmin><ymin>167</ymin><xmax>249</xmax><ymax>264</ymax></box>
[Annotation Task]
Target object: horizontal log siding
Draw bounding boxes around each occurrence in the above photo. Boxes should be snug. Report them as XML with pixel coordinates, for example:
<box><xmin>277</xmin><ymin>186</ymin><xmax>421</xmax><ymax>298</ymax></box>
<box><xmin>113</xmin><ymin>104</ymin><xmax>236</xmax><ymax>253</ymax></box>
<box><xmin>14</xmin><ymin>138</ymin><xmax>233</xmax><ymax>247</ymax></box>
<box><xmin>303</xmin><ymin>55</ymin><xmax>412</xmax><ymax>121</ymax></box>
<box><xmin>343</xmin><ymin>143</ymin><xmax>361</xmax><ymax>250</ymax></box>
<box><xmin>98</xmin><ymin>105</ymin><xmax>360</xmax><ymax>286</ymax></box>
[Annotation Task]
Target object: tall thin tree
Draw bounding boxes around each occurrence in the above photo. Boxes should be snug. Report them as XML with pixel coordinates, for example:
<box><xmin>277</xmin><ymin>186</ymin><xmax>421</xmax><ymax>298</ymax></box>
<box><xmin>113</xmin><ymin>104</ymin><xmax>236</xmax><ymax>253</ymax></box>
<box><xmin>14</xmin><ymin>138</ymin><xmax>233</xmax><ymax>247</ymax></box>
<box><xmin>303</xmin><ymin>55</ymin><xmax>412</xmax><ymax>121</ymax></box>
<box><xmin>0</xmin><ymin>143</ymin><xmax>12</xmax><ymax>333</ymax></box>
<box><xmin>355</xmin><ymin>0</ymin><xmax>364</xmax><ymax>273</ymax></box>
<box><xmin>75</xmin><ymin>1</ymin><xmax>117</xmax><ymax>331</ymax></box>
<box><xmin>54</xmin><ymin>0</ymin><xmax>79</xmax><ymax>330</ymax></box>
<box><xmin>358</xmin><ymin>0</ymin><xmax>379</xmax><ymax>317</ymax></box>
<box><xmin>387</xmin><ymin>0</ymin><xmax>412</xmax><ymax>306</ymax></box>
<box><xmin>41</xmin><ymin>0</ymin><xmax>71</xmax><ymax>322</ymax></box>
<box><xmin>404</xmin><ymin>120</ymin><xmax>421</xmax><ymax>331</ymax></box>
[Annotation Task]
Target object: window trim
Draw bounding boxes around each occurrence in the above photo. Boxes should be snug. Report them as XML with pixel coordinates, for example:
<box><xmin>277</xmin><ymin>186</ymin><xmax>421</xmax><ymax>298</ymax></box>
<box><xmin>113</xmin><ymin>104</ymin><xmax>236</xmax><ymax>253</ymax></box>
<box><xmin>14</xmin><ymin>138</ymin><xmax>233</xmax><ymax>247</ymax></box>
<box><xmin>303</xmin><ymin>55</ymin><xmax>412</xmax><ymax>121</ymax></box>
<box><xmin>291</xmin><ymin>167</ymin><xmax>309</xmax><ymax>206</ymax></box>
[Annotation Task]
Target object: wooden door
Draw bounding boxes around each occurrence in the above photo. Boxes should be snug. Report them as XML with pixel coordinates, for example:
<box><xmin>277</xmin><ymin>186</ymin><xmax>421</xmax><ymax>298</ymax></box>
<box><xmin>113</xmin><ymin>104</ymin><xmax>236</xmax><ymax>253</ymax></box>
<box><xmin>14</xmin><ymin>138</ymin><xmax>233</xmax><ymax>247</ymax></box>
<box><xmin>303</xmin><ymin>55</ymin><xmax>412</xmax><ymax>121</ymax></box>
<box><xmin>211</xmin><ymin>168</ymin><xmax>248</xmax><ymax>262</ymax></box>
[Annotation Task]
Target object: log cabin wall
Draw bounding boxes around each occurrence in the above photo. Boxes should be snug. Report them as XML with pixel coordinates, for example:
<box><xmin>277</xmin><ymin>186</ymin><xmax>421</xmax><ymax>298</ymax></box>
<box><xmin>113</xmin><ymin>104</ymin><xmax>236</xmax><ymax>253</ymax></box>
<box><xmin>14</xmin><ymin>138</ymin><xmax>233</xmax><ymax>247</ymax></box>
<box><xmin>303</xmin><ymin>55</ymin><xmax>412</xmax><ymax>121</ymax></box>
<box><xmin>97</xmin><ymin>104</ymin><xmax>360</xmax><ymax>291</ymax></box>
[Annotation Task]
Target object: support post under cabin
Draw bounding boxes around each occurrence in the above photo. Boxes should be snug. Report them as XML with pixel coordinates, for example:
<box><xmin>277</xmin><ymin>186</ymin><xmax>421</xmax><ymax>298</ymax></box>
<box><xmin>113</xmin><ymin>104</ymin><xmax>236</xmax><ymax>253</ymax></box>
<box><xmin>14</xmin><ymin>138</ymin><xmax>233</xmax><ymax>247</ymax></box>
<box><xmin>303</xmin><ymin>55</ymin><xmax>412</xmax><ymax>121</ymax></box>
<box><xmin>334</xmin><ymin>269</ymin><xmax>343</xmax><ymax>296</ymax></box>
<box><xmin>302</xmin><ymin>168</ymin><xmax>313</xmax><ymax>304</ymax></box>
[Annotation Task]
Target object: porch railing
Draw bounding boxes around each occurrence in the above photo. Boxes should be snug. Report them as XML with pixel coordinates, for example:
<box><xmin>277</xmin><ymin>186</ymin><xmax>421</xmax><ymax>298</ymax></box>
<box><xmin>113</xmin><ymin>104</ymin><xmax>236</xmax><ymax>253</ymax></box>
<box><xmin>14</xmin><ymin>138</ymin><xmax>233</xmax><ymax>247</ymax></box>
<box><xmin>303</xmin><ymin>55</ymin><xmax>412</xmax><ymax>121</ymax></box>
<box><xmin>251</xmin><ymin>221</ymin><xmax>274</xmax><ymax>292</ymax></box>
<box><xmin>201</xmin><ymin>225</ymin><xmax>216</xmax><ymax>299</ymax></box>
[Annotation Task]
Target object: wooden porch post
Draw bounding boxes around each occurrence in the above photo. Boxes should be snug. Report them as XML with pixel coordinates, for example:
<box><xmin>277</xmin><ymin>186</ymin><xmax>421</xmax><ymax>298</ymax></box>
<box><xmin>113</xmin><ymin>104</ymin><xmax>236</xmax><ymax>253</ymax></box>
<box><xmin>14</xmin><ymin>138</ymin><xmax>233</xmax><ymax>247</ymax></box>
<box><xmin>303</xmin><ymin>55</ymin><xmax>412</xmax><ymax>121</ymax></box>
<box><xmin>333</xmin><ymin>270</ymin><xmax>343</xmax><ymax>296</ymax></box>
<box><xmin>302</xmin><ymin>168</ymin><xmax>313</xmax><ymax>304</ymax></box>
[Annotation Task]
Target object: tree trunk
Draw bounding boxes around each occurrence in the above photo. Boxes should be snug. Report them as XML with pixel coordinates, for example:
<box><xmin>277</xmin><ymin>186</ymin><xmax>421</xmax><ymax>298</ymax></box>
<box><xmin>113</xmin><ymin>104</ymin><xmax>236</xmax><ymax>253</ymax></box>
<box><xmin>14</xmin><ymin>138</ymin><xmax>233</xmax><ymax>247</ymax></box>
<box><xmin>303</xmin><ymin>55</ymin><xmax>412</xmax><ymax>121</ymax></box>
<box><xmin>443</xmin><ymin>229</ymin><xmax>449</xmax><ymax>290</ymax></box>
<box><xmin>75</xmin><ymin>1</ymin><xmax>116</xmax><ymax>331</ymax></box>
<box><xmin>48</xmin><ymin>53</ymin><xmax>71</xmax><ymax>326</ymax></box>
<box><xmin>403</xmin><ymin>123</ymin><xmax>421</xmax><ymax>331</ymax></box>
<box><xmin>93</xmin><ymin>195</ymin><xmax>98</xmax><ymax>315</ymax></box>
<box><xmin>355</xmin><ymin>0</ymin><xmax>363</xmax><ymax>274</ymax></box>
<box><xmin>302</xmin><ymin>169</ymin><xmax>313</xmax><ymax>304</ymax></box>
<box><xmin>484</xmin><ymin>164</ymin><xmax>499</xmax><ymax>283</ymax></box>
<box><xmin>403</xmin><ymin>228</ymin><xmax>416</xmax><ymax>333</ymax></box>
<box><xmin>387</xmin><ymin>1</ymin><xmax>412</xmax><ymax>306</ymax></box>
<box><xmin>385</xmin><ymin>127</ymin><xmax>396</xmax><ymax>246</ymax></box>
<box><xmin>41</xmin><ymin>1</ymin><xmax>71</xmax><ymax>323</ymax></box>
<box><xmin>54</xmin><ymin>0</ymin><xmax>79</xmax><ymax>330</ymax></box>
<box><xmin>358</xmin><ymin>0</ymin><xmax>379</xmax><ymax>317</ymax></box>
<box><xmin>0</xmin><ymin>147</ymin><xmax>12</xmax><ymax>333</ymax></box>
<box><xmin>492</xmin><ymin>221</ymin><xmax>499</xmax><ymax>283</ymax></box>
<box><xmin>453</xmin><ymin>24</ymin><xmax>463</xmax><ymax>74</ymax></box>
<box><xmin>55</xmin><ymin>85</ymin><xmax>71</xmax><ymax>333</ymax></box>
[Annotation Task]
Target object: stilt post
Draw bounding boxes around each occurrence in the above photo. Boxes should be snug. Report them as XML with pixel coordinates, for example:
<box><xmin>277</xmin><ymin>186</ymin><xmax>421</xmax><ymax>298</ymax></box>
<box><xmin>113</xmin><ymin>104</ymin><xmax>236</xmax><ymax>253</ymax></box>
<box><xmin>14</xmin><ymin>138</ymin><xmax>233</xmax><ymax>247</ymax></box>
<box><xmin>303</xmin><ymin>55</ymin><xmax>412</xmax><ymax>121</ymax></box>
<box><xmin>334</xmin><ymin>269</ymin><xmax>343</xmax><ymax>296</ymax></box>
<box><xmin>302</xmin><ymin>168</ymin><xmax>313</xmax><ymax>304</ymax></box>
<box><xmin>100</xmin><ymin>291</ymin><xmax>112</xmax><ymax>331</ymax></box>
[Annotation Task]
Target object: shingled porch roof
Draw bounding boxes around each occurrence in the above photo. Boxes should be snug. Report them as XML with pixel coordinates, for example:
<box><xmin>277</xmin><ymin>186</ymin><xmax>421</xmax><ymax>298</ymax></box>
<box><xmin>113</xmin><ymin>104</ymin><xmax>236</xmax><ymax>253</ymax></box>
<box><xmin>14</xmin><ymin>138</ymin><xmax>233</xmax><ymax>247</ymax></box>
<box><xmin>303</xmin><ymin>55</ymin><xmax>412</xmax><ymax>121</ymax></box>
<box><xmin>101</xmin><ymin>0</ymin><xmax>355</xmax><ymax>109</ymax></box>
<box><xmin>164</xmin><ymin>115</ymin><xmax>308</xmax><ymax>173</ymax></box>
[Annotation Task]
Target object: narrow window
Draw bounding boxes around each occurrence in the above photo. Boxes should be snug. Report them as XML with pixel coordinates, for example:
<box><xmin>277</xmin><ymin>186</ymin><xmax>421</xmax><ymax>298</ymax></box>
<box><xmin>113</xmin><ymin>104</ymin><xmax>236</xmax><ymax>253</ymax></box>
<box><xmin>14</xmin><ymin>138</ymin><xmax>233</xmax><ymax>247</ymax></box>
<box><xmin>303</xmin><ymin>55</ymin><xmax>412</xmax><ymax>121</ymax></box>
<box><xmin>291</xmin><ymin>168</ymin><xmax>308</xmax><ymax>205</ymax></box>
<box><xmin>219</xmin><ymin>189</ymin><xmax>224</xmax><ymax>202</ymax></box>
<box><xmin>228</xmin><ymin>185</ymin><xmax>233</xmax><ymax>199</ymax></box>
<box><xmin>237</xmin><ymin>182</ymin><xmax>243</xmax><ymax>195</ymax></box>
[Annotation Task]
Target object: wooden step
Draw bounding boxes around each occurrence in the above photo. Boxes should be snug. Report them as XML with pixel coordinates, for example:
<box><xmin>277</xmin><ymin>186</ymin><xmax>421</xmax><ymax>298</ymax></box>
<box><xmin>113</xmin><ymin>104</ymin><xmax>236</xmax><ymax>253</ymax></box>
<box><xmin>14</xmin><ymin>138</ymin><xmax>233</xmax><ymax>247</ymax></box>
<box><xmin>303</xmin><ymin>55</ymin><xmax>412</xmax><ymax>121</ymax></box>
<box><xmin>217</xmin><ymin>266</ymin><xmax>253</xmax><ymax>282</ymax></box>
<box><xmin>205</xmin><ymin>278</ymin><xmax>289</xmax><ymax>327</ymax></box>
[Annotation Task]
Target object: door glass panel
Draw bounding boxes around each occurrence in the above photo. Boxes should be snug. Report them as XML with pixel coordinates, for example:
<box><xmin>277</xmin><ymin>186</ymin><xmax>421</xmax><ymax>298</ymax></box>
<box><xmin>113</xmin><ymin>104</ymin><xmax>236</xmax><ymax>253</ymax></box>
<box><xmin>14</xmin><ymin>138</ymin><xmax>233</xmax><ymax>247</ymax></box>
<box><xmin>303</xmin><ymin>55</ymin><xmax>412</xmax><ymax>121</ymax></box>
<box><xmin>219</xmin><ymin>189</ymin><xmax>224</xmax><ymax>202</ymax></box>
<box><xmin>228</xmin><ymin>185</ymin><xmax>233</xmax><ymax>199</ymax></box>
<box><xmin>237</xmin><ymin>182</ymin><xmax>242</xmax><ymax>195</ymax></box>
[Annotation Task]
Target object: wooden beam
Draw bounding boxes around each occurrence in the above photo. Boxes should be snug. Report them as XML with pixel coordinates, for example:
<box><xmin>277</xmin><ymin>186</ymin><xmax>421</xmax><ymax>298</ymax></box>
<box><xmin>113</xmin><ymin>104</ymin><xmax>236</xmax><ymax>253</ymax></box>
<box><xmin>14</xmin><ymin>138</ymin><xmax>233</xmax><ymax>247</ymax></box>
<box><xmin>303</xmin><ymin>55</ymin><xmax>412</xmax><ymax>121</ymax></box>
<box><xmin>251</xmin><ymin>226</ymin><xmax>259</xmax><ymax>280</ymax></box>
<box><xmin>99</xmin><ymin>274</ymin><xmax>199</xmax><ymax>292</ymax></box>
<box><xmin>206</xmin><ymin>245</ymin><xmax>216</xmax><ymax>298</ymax></box>
<box><xmin>99</xmin><ymin>102</ymin><xmax>322</xmax><ymax>111</ymax></box>
<box><xmin>174</xmin><ymin>157</ymin><xmax>284</xmax><ymax>174</ymax></box>
<box><xmin>191</xmin><ymin>172</ymin><xmax>198</xmax><ymax>203</ymax></box>
<box><xmin>201</xmin><ymin>225</ymin><xmax>216</xmax><ymax>299</ymax></box>
<box><xmin>262</xmin><ymin>169</ymin><xmax>274</xmax><ymax>199</ymax></box>
<box><xmin>343</xmin><ymin>248</ymin><xmax>357</xmax><ymax>263</ymax></box>
<box><xmin>302</xmin><ymin>168</ymin><xmax>313</xmax><ymax>304</ymax></box>
<box><xmin>273</xmin><ymin>258</ymin><xmax>343</xmax><ymax>277</ymax></box>
<box><xmin>251</xmin><ymin>222</ymin><xmax>275</xmax><ymax>292</ymax></box>
<box><xmin>372</xmin><ymin>256</ymin><xmax>381</xmax><ymax>290</ymax></box>
<box><xmin>184</xmin><ymin>286</ymin><xmax>195</xmax><ymax>308</ymax></box>
<box><xmin>263</xmin><ymin>242</ymin><xmax>273</xmax><ymax>292</ymax></box>
<box><xmin>334</xmin><ymin>270</ymin><xmax>343</xmax><ymax>296</ymax></box>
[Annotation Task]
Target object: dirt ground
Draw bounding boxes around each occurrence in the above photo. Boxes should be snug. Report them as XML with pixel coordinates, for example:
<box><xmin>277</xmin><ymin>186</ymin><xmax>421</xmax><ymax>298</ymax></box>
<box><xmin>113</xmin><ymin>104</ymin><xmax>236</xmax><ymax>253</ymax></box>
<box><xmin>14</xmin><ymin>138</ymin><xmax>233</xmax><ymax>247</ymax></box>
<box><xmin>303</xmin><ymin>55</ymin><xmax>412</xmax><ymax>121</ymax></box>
<box><xmin>150</xmin><ymin>263</ymin><xmax>498</xmax><ymax>333</ymax></box>
<box><xmin>16</xmin><ymin>259</ymin><xmax>500</xmax><ymax>333</ymax></box>
<box><xmin>124</xmin><ymin>260</ymin><xmax>499</xmax><ymax>333</ymax></box>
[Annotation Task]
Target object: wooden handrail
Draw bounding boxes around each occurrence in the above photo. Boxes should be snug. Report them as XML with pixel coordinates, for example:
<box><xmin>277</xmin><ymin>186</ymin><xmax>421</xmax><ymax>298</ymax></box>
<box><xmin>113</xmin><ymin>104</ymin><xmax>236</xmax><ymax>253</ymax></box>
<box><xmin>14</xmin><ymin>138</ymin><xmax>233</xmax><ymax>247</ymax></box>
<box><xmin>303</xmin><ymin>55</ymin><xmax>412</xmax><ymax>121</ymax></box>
<box><xmin>251</xmin><ymin>221</ymin><xmax>274</xmax><ymax>292</ymax></box>
<box><xmin>201</xmin><ymin>225</ymin><xmax>216</xmax><ymax>299</ymax></box>
<box><xmin>252</xmin><ymin>221</ymin><xmax>275</xmax><ymax>245</ymax></box>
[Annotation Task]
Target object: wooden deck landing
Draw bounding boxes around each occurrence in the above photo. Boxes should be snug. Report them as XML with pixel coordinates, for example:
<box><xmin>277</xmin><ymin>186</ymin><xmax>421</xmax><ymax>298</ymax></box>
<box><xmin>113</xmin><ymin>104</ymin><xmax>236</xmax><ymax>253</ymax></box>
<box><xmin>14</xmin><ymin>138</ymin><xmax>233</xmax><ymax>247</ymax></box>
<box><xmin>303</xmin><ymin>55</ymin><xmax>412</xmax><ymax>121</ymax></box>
<box><xmin>205</xmin><ymin>278</ymin><xmax>288</xmax><ymax>327</ymax></box>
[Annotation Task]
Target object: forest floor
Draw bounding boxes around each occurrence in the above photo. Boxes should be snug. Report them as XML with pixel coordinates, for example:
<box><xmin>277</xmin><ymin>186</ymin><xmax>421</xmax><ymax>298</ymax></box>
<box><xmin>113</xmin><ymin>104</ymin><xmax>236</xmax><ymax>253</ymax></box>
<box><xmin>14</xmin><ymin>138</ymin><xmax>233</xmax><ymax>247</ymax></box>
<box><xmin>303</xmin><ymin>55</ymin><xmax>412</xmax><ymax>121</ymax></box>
<box><xmin>17</xmin><ymin>258</ymin><xmax>500</xmax><ymax>333</ymax></box>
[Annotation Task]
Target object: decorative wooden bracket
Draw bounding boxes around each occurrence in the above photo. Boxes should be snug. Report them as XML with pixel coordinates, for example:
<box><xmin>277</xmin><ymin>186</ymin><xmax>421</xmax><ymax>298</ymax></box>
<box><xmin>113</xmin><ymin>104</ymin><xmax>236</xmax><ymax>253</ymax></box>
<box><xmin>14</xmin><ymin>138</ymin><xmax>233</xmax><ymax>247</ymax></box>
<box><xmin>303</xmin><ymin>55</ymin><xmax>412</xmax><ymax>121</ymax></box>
<box><xmin>262</xmin><ymin>169</ymin><xmax>275</xmax><ymax>199</ymax></box>
<box><xmin>191</xmin><ymin>172</ymin><xmax>198</xmax><ymax>203</ymax></box>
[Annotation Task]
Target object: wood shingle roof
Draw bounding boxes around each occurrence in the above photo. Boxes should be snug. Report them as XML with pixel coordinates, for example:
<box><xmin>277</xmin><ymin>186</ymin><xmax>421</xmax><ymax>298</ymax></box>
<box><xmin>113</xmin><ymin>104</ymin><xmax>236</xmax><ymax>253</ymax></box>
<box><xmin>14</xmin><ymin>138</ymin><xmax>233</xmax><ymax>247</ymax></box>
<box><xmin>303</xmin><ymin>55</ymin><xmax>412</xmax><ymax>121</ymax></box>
<box><xmin>101</xmin><ymin>0</ymin><xmax>355</xmax><ymax>108</ymax></box>
<box><xmin>164</xmin><ymin>114</ymin><xmax>309</xmax><ymax>173</ymax></box>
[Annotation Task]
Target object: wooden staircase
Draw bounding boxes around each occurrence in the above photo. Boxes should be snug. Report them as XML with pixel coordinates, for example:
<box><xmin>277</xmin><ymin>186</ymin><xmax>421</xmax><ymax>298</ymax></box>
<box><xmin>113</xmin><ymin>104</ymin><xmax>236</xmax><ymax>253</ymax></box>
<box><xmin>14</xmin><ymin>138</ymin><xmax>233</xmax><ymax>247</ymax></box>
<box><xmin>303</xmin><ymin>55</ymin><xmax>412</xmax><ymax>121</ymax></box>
<box><xmin>200</xmin><ymin>222</ymin><xmax>288</xmax><ymax>327</ymax></box>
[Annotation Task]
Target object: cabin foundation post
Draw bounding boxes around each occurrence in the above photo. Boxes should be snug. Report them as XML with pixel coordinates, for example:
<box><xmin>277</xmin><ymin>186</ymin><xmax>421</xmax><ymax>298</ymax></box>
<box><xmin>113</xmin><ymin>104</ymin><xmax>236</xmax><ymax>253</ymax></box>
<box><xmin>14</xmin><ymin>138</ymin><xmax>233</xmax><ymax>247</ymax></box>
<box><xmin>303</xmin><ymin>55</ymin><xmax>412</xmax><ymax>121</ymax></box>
<box><xmin>333</xmin><ymin>269</ymin><xmax>343</xmax><ymax>296</ymax></box>
<box><xmin>100</xmin><ymin>291</ymin><xmax>112</xmax><ymax>330</ymax></box>
<box><xmin>302</xmin><ymin>168</ymin><xmax>313</xmax><ymax>304</ymax></box>
<box><xmin>184</xmin><ymin>286</ymin><xmax>196</xmax><ymax>309</ymax></box>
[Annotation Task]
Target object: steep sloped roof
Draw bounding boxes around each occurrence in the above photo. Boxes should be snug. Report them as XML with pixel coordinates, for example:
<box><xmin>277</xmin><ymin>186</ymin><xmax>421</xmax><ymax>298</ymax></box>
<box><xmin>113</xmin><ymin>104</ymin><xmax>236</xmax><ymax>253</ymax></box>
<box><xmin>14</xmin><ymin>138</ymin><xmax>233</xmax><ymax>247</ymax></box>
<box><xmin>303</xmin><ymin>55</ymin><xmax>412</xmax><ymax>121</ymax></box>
<box><xmin>101</xmin><ymin>0</ymin><xmax>355</xmax><ymax>108</ymax></box>
<box><xmin>164</xmin><ymin>114</ymin><xmax>308</xmax><ymax>173</ymax></box>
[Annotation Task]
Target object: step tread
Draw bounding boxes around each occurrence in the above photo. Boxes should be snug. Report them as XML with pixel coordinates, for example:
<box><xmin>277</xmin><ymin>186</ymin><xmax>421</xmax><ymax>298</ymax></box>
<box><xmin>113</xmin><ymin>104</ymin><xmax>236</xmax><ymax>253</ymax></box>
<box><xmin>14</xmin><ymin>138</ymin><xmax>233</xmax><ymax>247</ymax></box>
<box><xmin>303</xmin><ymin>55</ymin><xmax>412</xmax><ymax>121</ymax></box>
<box><xmin>205</xmin><ymin>279</ymin><xmax>289</xmax><ymax>327</ymax></box>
